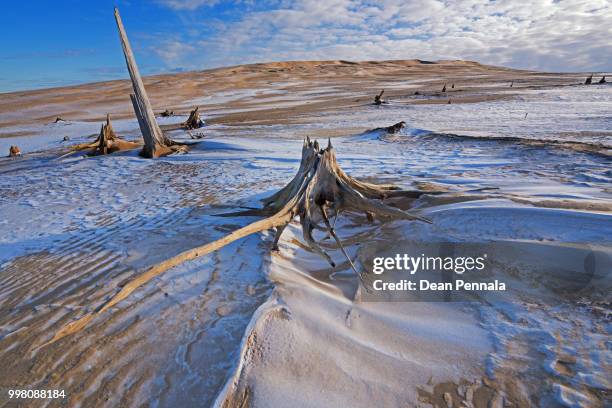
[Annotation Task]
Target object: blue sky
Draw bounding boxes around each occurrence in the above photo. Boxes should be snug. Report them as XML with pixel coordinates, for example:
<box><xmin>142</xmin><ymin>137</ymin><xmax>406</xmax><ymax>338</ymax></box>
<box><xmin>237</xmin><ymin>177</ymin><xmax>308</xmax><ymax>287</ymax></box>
<box><xmin>1</xmin><ymin>0</ymin><xmax>611</xmax><ymax>93</ymax></box>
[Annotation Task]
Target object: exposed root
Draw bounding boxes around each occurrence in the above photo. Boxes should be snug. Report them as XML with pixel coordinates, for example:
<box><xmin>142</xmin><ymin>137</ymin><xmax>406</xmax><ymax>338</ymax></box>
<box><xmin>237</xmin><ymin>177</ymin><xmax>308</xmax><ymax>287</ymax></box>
<box><xmin>44</xmin><ymin>138</ymin><xmax>431</xmax><ymax>347</ymax></box>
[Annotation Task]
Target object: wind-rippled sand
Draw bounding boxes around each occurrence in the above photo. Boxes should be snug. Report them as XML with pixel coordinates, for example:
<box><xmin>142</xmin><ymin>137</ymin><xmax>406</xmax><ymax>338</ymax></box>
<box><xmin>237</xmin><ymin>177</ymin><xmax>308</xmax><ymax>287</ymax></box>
<box><xmin>0</xmin><ymin>60</ymin><xmax>610</xmax><ymax>407</ymax></box>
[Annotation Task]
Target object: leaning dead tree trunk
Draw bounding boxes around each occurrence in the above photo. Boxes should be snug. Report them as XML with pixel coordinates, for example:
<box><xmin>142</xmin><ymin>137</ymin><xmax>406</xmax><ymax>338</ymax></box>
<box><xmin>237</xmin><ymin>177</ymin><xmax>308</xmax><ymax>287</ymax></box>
<box><xmin>184</xmin><ymin>106</ymin><xmax>204</xmax><ymax>129</ymax></box>
<box><xmin>44</xmin><ymin>138</ymin><xmax>431</xmax><ymax>346</ymax></box>
<box><xmin>114</xmin><ymin>8</ymin><xmax>184</xmax><ymax>158</ymax></box>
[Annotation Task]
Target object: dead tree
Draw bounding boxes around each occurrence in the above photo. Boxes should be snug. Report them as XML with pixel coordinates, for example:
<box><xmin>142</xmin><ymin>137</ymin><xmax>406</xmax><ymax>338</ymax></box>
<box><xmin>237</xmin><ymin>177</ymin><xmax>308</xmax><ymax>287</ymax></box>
<box><xmin>184</xmin><ymin>106</ymin><xmax>204</xmax><ymax>129</ymax></box>
<box><xmin>44</xmin><ymin>138</ymin><xmax>431</xmax><ymax>346</ymax></box>
<box><xmin>68</xmin><ymin>114</ymin><xmax>140</xmax><ymax>156</ymax></box>
<box><xmin>383</xmin><ymin>121</ymin><xmax>406</xmax><ymax>134</ymax></box>
<box><xmin>441</xmin><ymin>83</ymin><xmax>447</xmax><ymax>92</ymax></box>
<box><xmin>451</xmin><ymin>83</ymin><xmax>454</xmax><ymax>89</ymax></box>
<box><xmin>54</xmin><ymin>117</ymin><xmax>66</xmax><ymax>123</ymax></box>
<box><xmin>510</xmin><ymin>81</ymin><xmax>514</xmax><ymax>88</ymax></box>
<box><xmin>585</xmin><ymin>74</ymin><xmax>593</xmax><ymax>85</ymax></box>
<box><xmin>374</xmin><ymin>89</ymin><xmax>385</xmax><ymax>105</ymax></box>
<box><xmin>599</xmin><ymin>76</ymin><xmax>607</xmax><ymax>84</ymax></box>
<box><xmin>114</xmin><ymin>8</ymin><xmax>184</xmax><ymax>158</ymax></box>
<box><xmin>160</xmin><ymin>109</ymin><xmax>174</xmax><ymax>117</ymax></box>
<box><xmin>8</xmin><ymin>146</ymin><xmax>21</xmax><ymax>157</ymax></box>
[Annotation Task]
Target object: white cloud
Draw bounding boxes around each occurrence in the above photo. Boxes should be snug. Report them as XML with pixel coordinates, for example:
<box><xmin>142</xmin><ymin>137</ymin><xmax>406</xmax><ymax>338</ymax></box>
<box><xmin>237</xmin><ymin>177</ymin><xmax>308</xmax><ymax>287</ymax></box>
<box><xmin>155</xmin><ymin>0</ymin><xmax>612</xmax><ymax>72</ymax></box>
<box><xmin>156</xmin><ymin>0</ymin><xmax>220</xmax><ymax>10</ymax></box>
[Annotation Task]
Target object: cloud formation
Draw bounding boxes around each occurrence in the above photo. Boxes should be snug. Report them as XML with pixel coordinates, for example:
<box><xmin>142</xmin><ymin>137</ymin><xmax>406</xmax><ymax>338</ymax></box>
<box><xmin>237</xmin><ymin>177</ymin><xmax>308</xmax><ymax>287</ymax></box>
<box><xmin>151</xmin><ymin>0</ymin><xmax>612</xmax><ymax>72</ymax></box>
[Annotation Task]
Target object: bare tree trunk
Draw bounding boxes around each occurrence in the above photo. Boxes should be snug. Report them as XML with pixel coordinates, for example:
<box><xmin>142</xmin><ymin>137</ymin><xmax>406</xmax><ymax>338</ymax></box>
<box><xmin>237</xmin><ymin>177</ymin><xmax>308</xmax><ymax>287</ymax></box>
<box><xmin>114</xmin><ymin>8</ymin><xmax>174</xmax><ymax>158</ymax></box>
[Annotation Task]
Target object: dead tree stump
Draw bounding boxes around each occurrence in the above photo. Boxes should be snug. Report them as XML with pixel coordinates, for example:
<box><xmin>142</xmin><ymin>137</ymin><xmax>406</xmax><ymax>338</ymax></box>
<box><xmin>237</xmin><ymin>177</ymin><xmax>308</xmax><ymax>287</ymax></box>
<box><xmin>599</xmin><ymin>76</ymin><xmax>606</xmax><ymax>84</ymax></box>
<box><xmin>67</xmin><ymin>114</ymin><xmax>140</xmax><ymax>156</ymax></box>
<box><xmin>383</xmin><ymin>121</ymin><xmax>406</xmax><ymax>134</ymax></box>
<box><xmin>45</xmin><ymin>138</ymin><xmax>431</xmax><ymax>346</ymax></box>
<box><xmin>184</xmin><ymin>106</ymin><xmax>204</xmax><ymax>129</ymax></box>
<box><xmin>160</xmin><ymin>109</ymin><xmax>174</xmax><ymax>117</ymax></box>
<box><xmin>442</xmin><ymin>83</ymin><xmax>447</xmax><ymax>92</ymax></box>
<box><xmin>585</xmin><ymin>74</ymin><xmax>593</xmax><ymax>85</ymax></box>
<box><xmin>114</xmin><ymin>8</ymin><xmax>185</xmax><ymax>158</ymax></box>
<box><xmin>374</xmin><ymin>89</ymin><xmax>385</xmax><ymax>105</ymax></box>
<box><xmin>8</xmin><ymin>145</ymin><xmax>21</xmax><ymax>157</ymax></box>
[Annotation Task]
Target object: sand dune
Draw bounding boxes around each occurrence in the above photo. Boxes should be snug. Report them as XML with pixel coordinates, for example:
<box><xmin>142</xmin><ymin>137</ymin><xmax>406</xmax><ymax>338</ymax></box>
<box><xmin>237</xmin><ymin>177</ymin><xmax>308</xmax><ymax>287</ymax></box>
<box><xmin>0</xmin><ymin>60</ymin><xmax>610</xmax><ymax>407</ymax></box>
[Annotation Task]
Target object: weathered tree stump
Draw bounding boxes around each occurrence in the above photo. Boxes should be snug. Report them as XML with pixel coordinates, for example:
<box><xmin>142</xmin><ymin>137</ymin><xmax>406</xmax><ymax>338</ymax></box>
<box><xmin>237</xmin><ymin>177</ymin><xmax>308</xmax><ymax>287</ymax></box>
<box><xmin>45</xmin><ymin>138</ymin><xmax>431</xmax><ymax>346</ymax></box>
<box><xmin>383</xmin><ymin>121</ymin><xmax>406</xmax><ymax>134</ymax></box>
<box><xmin>67</xmin><ymin>114</ymin><xmax>140</xmax><ymax>156</ymax></box>
<box><xmin>8</xmin><ymin>145</ymin><xmax>21</xmax><ymax>157</ymax></box>
<box><xmin>599</xmin><ymin>76</ymin><xmax>606</xmax><ymax>84</ymax></box>
<box><xmin>160</xmin><ymin>109</ymin><xmax>174</xmax><ymax>117</ymax></box>
<box><xmin>54</xmin><ymin>117</ymin><xmax>66</xmax><ymax>123</ymax></box>
<box><xmin>585</xmin><ymin>74</ymin><xmax>593</xmax><ymax>85</ymax></box>
<box><xmin>441</xmin><ymin>83</ymin><xmax>447</xmax><ymax>92</ymax></box>
<box><xmin>374</xmin><ymin>89</ymin><xmax>385</xmax><ymax>105</ymax></box>
<box><xmin>184</xmin><ymin>106</ymin><xmax>204</xmax><ymax>129</ymax></box>
<box><xmin>115</xmin><ymin>8</ymin><xmax>185</xmax><ymax>158</ymax></box>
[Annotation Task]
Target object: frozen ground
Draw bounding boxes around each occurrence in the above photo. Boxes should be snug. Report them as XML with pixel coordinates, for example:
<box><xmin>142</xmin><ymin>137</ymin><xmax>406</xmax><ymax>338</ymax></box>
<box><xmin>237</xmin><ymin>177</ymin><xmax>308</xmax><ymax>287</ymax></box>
<box><xmin>0</xmin><ymin>69</ymin><xmax>610</xmax><ymax>407</ymax></box>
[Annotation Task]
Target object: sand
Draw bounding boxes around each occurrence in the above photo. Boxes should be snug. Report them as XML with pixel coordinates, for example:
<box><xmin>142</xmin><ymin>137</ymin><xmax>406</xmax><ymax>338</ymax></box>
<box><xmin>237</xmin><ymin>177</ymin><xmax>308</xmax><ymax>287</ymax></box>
<box><xmin>0</xmin><ymin>60</ymin><xmax>610</xmax><ymax>408</ymax></box>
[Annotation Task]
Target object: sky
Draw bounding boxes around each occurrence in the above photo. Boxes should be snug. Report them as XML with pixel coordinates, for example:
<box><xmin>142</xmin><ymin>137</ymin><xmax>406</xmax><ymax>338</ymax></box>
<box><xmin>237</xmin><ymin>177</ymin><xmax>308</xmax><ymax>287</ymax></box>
<box><xmin>1</xmin><ymin>0</ymin><xmax>611</xmax><ymax>93</ymax></box>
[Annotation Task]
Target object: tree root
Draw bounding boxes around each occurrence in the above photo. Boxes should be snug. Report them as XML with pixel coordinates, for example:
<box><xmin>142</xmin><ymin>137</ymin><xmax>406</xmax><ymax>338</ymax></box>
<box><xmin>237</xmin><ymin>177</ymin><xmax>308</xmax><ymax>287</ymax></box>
<box><xmin>43</xmin><ymin>137</ymin><xmax>431</xmax><ymax>347</ymax></box>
